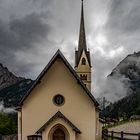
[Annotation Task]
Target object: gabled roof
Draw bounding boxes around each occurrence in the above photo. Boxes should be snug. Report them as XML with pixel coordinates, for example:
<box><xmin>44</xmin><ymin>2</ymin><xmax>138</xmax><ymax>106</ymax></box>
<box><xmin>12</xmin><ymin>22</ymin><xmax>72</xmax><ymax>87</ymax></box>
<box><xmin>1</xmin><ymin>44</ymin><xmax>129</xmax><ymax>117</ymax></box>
<box><xmin>36</xmin><ymin>111</ymin><xmax>81</xmax><ymax>134</ymax></box>
<box><xmin>19</xmin><ymin>50</ymin><xmax>99</xmax><ymax>107</ymax></box>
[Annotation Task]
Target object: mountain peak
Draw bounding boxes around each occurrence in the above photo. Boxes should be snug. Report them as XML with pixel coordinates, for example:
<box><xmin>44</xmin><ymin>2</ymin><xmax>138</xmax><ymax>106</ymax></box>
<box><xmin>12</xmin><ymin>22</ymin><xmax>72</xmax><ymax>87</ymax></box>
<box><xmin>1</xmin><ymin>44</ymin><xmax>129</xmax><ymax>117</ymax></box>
<box><xmin>109</xmin><ymin>51</ymin><xmax>140</xmax><ymax>78</ymax></box>
<box><xmin>0</xmin><ymin>63</ymin><xmax>23</xmax><ymax>90</ymax></box>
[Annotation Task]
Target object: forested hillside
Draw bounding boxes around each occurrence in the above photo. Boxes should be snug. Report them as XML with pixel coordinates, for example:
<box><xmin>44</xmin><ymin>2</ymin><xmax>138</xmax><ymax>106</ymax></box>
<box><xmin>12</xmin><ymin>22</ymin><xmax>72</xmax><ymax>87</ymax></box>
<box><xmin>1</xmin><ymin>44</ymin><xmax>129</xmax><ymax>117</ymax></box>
<box><xmin>102</xmin><ymin>88</ymin><xmax>140</xmax><ymax>119</ymax></box>
<box><xmin>0</xmin><ymin>79</ymin><xmax>33</xmax><ymax>107</ymax></box>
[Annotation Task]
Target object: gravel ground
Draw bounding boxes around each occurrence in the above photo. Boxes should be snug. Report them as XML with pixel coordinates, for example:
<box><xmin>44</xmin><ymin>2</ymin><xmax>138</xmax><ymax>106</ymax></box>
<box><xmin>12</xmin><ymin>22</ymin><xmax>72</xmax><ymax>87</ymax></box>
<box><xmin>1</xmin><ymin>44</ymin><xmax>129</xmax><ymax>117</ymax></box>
<box><xmin>108</xmin><ymin>121</ymin><xmax>140</xmax><ymax>140</ymax></box>
<box><xmin>109</xmin><ymin>121</ymin><xmax>140</xmax><ymax>133</ymax></box>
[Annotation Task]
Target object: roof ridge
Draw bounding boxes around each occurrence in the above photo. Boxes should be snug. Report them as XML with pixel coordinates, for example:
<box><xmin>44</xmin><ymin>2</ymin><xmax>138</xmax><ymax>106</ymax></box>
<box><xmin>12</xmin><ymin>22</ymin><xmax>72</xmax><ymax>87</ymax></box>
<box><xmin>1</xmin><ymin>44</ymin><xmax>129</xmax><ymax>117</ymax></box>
<box><xmin>19</xmin><ymin>50</ymin><xmax>99</xmax><ymax>107</ymax></box>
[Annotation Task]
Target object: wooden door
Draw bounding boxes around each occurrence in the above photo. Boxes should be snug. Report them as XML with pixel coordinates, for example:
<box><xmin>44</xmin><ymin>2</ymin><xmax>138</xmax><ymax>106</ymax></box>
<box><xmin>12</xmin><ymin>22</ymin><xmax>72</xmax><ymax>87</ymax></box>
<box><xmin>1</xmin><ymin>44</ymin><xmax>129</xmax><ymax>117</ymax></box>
<box><xmin>53</xmin><ymin>128</ymin><xmax>65</xmax><ymax>140</ymax></box>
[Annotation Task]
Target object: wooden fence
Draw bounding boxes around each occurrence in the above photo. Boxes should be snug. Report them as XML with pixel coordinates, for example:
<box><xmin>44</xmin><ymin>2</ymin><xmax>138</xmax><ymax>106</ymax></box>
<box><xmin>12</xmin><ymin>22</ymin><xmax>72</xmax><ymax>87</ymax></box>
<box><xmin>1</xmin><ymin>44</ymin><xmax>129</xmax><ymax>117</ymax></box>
<box><xmin>102</xmin><ymin>129</ymin><xmax>140</xmax><ymax>140</ymax></box>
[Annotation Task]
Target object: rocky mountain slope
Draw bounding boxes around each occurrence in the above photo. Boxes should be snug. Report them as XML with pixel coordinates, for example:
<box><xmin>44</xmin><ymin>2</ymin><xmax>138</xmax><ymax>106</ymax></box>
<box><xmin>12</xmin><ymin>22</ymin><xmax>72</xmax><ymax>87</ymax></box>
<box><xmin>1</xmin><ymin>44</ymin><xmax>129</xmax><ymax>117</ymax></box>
<box><xmin>0</xmin><ymin>63</ymin><xmax>33</xmax><ymax>108</ymax></box>
<box><xmin>109</xmin><ymin>51</ymin><xmax>140</xmax><ymax>91</ymax></box>
<box><xmin>101</xmin><ymin>51</ymin><xmax>140</xmax><ymax>119</ymax></box>
<box><xmin>0</xmin><ymin>63</ymin><xmax>23</xmax><ymax>90</ymax></box>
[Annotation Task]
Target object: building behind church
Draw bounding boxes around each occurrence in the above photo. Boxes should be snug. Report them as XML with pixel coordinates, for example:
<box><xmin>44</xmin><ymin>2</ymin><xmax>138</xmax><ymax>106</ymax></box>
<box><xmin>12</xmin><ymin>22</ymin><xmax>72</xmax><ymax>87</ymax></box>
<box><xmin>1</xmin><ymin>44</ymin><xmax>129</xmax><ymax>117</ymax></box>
<box><xmin>17</xmin><ymin>1</ymin><xmax>102</xmax><ymax>140</ymax></box>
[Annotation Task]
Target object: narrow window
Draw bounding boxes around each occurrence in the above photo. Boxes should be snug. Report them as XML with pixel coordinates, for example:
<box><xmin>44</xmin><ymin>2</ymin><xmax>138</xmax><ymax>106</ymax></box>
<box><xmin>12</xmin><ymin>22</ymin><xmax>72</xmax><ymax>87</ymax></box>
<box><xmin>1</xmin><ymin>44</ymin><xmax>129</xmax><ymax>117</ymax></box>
<box><xmin>80</xmin><ymin>74</ymin><xmax>87</xmax><ymax>80</ymax></box>
<box><xmin>81</xmin><ymin>58</ymin><xmax>86</xmax><ymax>65</ymax></box>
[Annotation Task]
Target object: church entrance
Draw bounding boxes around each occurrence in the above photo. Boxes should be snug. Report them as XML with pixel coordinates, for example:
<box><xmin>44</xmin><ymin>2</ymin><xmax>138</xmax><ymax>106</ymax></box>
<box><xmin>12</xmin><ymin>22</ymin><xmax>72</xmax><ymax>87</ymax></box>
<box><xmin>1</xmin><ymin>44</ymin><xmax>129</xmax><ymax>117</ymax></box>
<box><xmin>53</xmin><ymin>128</ymin><xmax>65</xmax><ymax>140</ymax></box>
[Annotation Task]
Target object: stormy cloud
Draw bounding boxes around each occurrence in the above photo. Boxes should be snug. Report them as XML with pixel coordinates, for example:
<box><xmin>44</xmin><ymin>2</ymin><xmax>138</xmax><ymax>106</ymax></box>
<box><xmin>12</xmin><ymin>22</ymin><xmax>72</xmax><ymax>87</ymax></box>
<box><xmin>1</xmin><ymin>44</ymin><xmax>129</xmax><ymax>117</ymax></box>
<box><xmin>0</xmin><ymin>0</ymin><xmax>140</xmax><ymax>101</ymax></box>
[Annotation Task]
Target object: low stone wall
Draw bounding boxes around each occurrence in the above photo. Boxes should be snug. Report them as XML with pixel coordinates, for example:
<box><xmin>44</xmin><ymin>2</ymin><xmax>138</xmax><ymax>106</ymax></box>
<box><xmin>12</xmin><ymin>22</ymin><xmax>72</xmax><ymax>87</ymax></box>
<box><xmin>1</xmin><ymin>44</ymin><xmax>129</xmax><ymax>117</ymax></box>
<box><xmin>0</xmin><ymin>134</ymin><xmax>17</xmax><ymax>140</ymax></box>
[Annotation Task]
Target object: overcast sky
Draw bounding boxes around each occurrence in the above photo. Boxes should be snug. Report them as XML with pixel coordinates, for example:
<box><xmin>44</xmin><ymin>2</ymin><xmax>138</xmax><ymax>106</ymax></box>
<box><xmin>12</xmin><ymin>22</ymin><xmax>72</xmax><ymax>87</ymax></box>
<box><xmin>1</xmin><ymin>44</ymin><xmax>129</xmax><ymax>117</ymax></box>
<box><xmin>0</xmin><ymin>0</ymin><xmax>140</xmax><ymax>100</ymax></box>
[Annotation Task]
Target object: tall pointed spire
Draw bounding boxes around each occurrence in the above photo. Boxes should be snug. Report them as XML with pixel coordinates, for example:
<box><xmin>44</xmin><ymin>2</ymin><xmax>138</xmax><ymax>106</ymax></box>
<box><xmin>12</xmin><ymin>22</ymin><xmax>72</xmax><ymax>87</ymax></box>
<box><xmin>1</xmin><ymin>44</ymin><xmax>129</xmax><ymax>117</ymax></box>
<box><xmin>75</xmin><ymin>0</ymin><xmax>91</xmax><ymax>67</ymax></box>
<box><xmin>78</xmin><ymin>0</ymin><xmax>87</xmax><ymax>52</ymax></box>
<box><xmin>75</xmin><ymin>0</ymin><xmax>91</xmax><ymax>91</ymax></box>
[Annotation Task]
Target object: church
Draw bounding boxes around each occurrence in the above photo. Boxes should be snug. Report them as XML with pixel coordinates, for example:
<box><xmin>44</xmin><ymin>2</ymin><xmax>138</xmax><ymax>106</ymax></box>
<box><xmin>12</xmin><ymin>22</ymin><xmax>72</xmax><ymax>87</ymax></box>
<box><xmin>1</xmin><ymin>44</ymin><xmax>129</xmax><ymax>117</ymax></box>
<box><xmin>17</xmin><ymin>1</ymin><xmax>102</xmax><ymax>140</ymax></box>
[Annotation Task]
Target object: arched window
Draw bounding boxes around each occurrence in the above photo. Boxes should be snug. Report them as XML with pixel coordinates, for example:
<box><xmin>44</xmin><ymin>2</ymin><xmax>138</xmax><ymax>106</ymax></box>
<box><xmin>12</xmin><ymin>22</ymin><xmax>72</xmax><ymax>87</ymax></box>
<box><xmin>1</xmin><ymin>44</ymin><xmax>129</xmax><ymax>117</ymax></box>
<box><xmin>81</xmin><ymin>58</ymin><xmax>86</xmax><ymax>65</ymax></box>
<box><xmin>53</xmin><ymin>128</ymin><xmax>65</xmax><ymax>140</ymax></box>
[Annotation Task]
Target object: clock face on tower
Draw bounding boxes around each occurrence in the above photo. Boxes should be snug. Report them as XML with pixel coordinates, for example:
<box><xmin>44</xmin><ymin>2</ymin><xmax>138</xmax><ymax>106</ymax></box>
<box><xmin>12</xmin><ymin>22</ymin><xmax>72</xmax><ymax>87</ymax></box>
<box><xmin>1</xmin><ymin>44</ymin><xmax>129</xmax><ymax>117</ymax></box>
<box><xmin>53</xmin><ymin>94</ymin><xmax>65</xmax><ymax>106</ymax></box>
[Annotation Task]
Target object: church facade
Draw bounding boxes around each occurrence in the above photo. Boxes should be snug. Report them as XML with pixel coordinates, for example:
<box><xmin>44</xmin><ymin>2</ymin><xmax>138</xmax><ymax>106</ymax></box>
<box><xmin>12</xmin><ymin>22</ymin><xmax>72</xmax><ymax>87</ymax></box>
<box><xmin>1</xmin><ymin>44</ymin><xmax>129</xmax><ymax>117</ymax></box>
<box><xmin>17</xmin><ymin>1</ymin><xmax>102</xmax><ymax>140</ymax></box>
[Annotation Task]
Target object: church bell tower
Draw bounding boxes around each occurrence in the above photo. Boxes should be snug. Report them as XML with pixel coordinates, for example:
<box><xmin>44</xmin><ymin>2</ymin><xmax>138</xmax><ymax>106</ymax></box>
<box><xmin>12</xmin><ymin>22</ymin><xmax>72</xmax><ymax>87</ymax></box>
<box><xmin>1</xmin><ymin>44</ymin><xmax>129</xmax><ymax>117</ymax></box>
<box><xmin>75</xmin><ymin>0</ymin><xmax>91</xmax><ymax>91</ymax></box>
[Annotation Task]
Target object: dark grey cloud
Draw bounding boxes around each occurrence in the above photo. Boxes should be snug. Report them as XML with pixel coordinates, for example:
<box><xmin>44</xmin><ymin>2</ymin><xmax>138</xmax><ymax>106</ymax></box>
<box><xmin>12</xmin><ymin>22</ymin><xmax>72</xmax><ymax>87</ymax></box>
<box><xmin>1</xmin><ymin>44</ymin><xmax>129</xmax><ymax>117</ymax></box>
<box><xmin>0</xmin><ymin>11</ymin><xmax>54</xmax><ymax>78</ymax></box>
<box><xmin>10</xmin><ymin>13</ymin><xmax>49</xmax><ymax>49</ymax></box>
<box><xmin>105</xmin><ymin>0</ymin><xmax>140</xmax><ymax>41</ymax></box>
